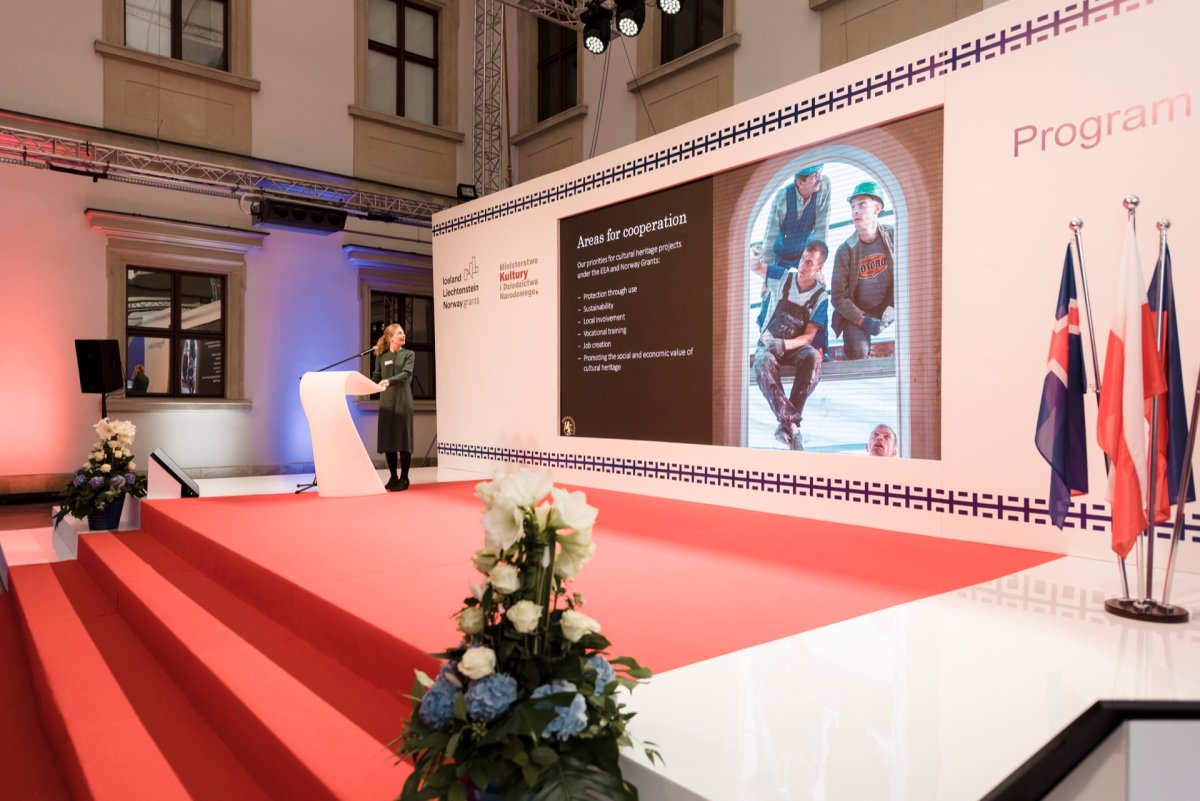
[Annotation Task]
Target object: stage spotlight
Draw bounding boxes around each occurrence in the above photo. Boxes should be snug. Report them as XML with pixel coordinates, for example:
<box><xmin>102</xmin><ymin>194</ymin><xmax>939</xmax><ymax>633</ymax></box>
<box><xmin>615</xmin><ymin>0</ymin><xmax>645</xmax><ymax>37</ymax></box>
<box><xmin>582</xmin><ymin>2</ymin><xmax>612</xmax><ymax>54</ymax></box>
<box><xmin>657</xmin><ymin>0</ymin><xmax>682</xmax><ymax>15</ymax></box>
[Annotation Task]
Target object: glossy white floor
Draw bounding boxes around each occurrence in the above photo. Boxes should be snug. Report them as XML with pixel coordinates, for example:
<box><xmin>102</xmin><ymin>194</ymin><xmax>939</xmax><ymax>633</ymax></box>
<box><xmin>3</xmin><ymin>469</ymin><xmax>1198</xmax><ymax>800</ymax></box>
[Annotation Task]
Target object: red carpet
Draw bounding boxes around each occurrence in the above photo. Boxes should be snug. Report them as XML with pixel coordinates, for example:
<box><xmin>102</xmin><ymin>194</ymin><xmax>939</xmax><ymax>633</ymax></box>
<box><xmin>4</xmin><ymin>483</ymin><xmax>1061</xmax><ymax>799</ymax></box>
<box><xmin>142</xmin><ymin>481</ymin><xmax>1062</xmax><ymax>676</ymax></box>
<box><xmin>0</xmin><ymin>592</ymin><xmax>70</xmax><ymax>801</ymax></box>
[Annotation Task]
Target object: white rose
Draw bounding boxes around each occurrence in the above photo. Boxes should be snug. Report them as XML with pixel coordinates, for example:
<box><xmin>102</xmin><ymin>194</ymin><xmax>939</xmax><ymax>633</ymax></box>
<box><xmin>458</xmin><ymin>607</ymin><xmax>484</xmax><ymax>635</ymax></box>
<box><xmin>549</xmin><ymin>488</ymin><xmax>598</xmax><ymax>533</ymax></box>
<box><xmin>473</xmin><ymin>548</ymin><xmax>499</xmax><ymax>574</ymax></box>
<box><xmin>459</xmin><ymin>646</ymin><xmax>496</xmax><ymax>680</ymax></box>
<box><xmin>493</xmin><ymin>469</ymin><xmax>554</xmax><ymax>509</ymax></box>
<box><xmin>91</xmin><ymin>451</ymin><xmax>104</xmax><ymax>462</ymax></box>
<box><xmin>506</xmin><ymin>600</ymin><xmax>543</xmax><ymax>634</ymax></box>
<box><xmin>488</xmin><ymin>563</ymin><xmax>521</xmax><ymax>595</ymax></box>
<box><xmin>483</xmin><ymin>499</ymin><xmax>524</xmax><ymax>552</ymax></box>
<box><xmin>560</xmin><ymin>609</ymin><xmax>601</xmax><ymax>643</ymax></box>
<box><xmin>128</xmin><ymin>462</ymin><xmax>136</xmax><ymax>471</ymax></box>
<box><xmin>100</xmin><ymin>464</ymin><xmax>112</xmax><ymax>474</ymax></box>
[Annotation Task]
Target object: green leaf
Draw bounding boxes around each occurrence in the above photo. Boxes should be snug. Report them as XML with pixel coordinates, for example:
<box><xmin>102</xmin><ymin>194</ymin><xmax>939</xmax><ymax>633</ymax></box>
<box><xmin>447</xmin><ymin>782</ymin><xmax>468</xmax><ymax>801</ymax></box>
<box><xmin>453</xmin><ymin>691</ymin><xmax>468</xmax><ymax>721</ymax></box>
<box><xmin>526</xmin><ymin>754</ymin><xmax>638</xmax><ymax>801</ymax></box>
<box><xmin>521</xmin><ymin>763</ymin><xmax>541</xmax><ymax>787</ymax></box>
<box><xmin>529</xmin><ymin>746</ymin><xmax>559</xmax><ymax>766</ymax></box>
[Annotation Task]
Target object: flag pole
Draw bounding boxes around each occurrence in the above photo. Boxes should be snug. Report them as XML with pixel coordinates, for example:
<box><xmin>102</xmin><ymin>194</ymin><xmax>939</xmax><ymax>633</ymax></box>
<box><xmin>1099</xmin><ymin>201</ymin><xmax>1185</xmax><ymax>623</ymax></box>
<box><xmin>1162</xmin><ymin>358</ymin><xmax>1199</xmax><ymax>609</ymax></box>
<box><xmin>1125</xmin><ymin>196</ymin><xmax>1147</xmax><ymax>602</ymax></box>
<box><xmin>1143</xmin><ymin>219</ymin><xmax>1169</xmax><ymax>602</ymax></box>
<box><xmin>1071</xmin><ymin>218</ymin><xmax>1130</xmax><ymax>598</ymax></box>
<box><xmin>1159</xmin><ymin>219</ymin><xmax>1195</xmax><ymax>617</ymax></box>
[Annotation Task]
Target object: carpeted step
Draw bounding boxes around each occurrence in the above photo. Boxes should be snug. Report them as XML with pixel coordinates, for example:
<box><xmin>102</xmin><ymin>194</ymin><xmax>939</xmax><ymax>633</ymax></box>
<box><xmin>138</xmin><ymin>499</ymin><xmax>441</xmax><ymax>701</ymax></box>
<box><xmin>87</xmin><ymin>529</ymin><xmax>412</xmax><ymax>744</ymax></box>
<box><xmin>0</xmin><ymin>590</ymin><xmax>71</xmax><ymax>801</ymax></box>
<box><xmin>77</xmin><ymin>531</ymin><xmax>409</xmax><ymax>801</ymax></box>
<box><xmin>8</xmin><ymin>561</ymin><xmax>272</xmax><ymax>801</ymax></box>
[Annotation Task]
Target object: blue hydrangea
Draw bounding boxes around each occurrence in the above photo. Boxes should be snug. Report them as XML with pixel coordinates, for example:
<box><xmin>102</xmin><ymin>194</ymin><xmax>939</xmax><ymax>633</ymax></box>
<box><xmin>531</xmin><ymin>681</ymin><xmax>587</xmax><ymax>741</ymax></box>
<box><xmin>418</xmin><ymin>677</ymin><xmax>460</xmax><ymax>729</ymax></box>
<box><xmin>124</xmin><ymin>473</ymin><xmax>136</xmax><ymax>485</ymax></box>
<box><xmin>111</xmin><ymin>475</ymin><xmax>126</xmax><ymax>489</ymax></box>
<box><xmin>89</xmin><ymin>476</ymin><xmax>105</xmax><ymax>488</ymax></box>
<box><xmin>73</xmin><ymin>475</ymin><xmax>85</xmax><ymax>487</ymax></box>
<box><xmin>465</xmin><ymin>673</ymin><xmax>518</xmax><ymax>722</ymax></box>
<box><xmin>585</xmin><ymin>655</ymin><xmax>616</xmax><ymax>696</ymax></box>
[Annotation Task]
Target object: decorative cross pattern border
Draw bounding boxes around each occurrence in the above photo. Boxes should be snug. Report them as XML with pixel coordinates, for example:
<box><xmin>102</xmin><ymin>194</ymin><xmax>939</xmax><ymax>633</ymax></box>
<box><xmin>438</xmin><ymin>441</ymin><xmax>1200</xmax><ymax>545</ymax></box>
<box><xmin>433</xmin><ymin>0</ymin><xmax>1155</xmax><ymax>237</ymax></box>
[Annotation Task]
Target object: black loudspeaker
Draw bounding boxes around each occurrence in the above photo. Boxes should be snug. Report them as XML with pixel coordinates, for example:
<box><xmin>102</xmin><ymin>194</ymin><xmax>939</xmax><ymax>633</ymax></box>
<box><xmin>149</xmin><ymin>449</ymin><xmax>201</xmax><ymax>498</ymax></box>
<box><xmin>252</xmin><ymin>198</ymin><xmax>347</xmax><ymax>234</ymax></box>
<box><xmin>75</xmin><ymin>339</ymin><xmax>124</xmax><ymax>394</ymax></box>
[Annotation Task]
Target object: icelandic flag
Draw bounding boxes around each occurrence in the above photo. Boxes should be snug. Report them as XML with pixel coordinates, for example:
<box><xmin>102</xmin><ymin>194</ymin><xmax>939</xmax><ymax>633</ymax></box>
<box><xmin>1097</xmin><ymin>218</ymin><xmax>1167</xmax><ymax>559</ymax></box>
<box><xmin>1035</xmin><ymin>246</ymin><xmax>1089</xmax><ymax>529</ymax></box>
<box><xmin>1147</xmin><ymin>244</ymin><xmax>1196</xmax><ymax>522</ymax></box>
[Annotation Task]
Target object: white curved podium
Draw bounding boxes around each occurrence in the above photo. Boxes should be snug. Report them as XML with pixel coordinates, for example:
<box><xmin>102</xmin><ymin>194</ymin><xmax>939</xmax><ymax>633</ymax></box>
<box><xmin>299</xmin><ymin>371</ymin><xmax>385</xmax><ymax>497</ymax></box>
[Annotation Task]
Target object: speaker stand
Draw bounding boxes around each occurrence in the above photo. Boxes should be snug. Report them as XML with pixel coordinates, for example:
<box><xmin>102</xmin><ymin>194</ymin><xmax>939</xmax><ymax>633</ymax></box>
<box><xmin>296</xmin><ymin>473</ymin><xmax>317</xmax><ymax>494</ymax></box>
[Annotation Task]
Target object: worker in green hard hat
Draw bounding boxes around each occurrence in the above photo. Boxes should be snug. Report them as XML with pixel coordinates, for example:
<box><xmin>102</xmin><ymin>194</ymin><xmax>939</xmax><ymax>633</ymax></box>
<box><xmin>753</xmin><ymin>162</ymin><xmax>831</xmax><ymax>330</ymax></box>
<box><xmin>830</xmin><ymin>180</ymin><xmax>895</xmax><ymax>360</ymax></box>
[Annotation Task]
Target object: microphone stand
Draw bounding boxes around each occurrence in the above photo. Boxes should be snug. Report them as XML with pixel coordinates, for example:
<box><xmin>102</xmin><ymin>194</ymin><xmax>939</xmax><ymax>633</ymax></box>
<box><xmin>296</xmin><ymin>348</ymin><xmax>374</xmax><ymax>494</ymax></box>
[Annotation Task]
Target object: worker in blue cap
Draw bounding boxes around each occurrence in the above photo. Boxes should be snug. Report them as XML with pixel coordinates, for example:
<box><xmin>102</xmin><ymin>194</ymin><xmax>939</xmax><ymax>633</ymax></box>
<box><xmin>830</xmin><ymin>180</ymin><xmax>895</xmax><ymax>360</ymax></box>
<box><xmin>754</xmin><ymin>162</ymin><xmax>831</xmax><ymax>329</ymax></box>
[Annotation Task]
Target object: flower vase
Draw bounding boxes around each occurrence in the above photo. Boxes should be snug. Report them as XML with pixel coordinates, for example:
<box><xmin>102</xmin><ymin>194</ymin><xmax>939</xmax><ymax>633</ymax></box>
<box><xmin>87</xmin><ymin>494</ymin><xmax>125</xmax><ymax>531</ymax></box>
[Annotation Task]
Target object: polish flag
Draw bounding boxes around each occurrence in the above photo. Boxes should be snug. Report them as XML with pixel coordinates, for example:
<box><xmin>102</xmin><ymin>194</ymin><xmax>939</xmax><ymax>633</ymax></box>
<box><xmin>1097</xmin><ymin>218</ymin><xmax>1166</xmax><ymax>559</ymax></box>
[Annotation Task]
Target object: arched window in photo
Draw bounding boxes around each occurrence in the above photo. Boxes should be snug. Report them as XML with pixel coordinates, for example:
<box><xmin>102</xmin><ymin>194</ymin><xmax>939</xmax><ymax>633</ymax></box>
<box><xmin>710</xmin><ymin>110</ymin><xmax>943</xmax><ymax>458</ymax></box>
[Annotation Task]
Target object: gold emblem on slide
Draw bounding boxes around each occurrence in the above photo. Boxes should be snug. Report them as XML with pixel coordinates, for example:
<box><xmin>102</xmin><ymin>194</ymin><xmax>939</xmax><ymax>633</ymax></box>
<box><xmin>561</xmin><ymin>416</ymin><xmax>576</xmax><ymax>436</ymax></box>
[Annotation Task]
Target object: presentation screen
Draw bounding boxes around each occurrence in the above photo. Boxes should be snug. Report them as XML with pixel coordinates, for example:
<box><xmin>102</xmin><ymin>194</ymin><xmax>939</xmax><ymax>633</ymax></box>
<box><xmin>559</xmin><ymin>108</ymin><xmax>943</xmax><ymax>459</ymax></box>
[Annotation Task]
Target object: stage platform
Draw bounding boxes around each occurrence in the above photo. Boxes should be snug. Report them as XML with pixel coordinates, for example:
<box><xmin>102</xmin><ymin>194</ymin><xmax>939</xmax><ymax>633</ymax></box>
<box><xmin>3</xmin><ymin>468</ymin><xmax>1200</xmax><ymax>800</ymax></box>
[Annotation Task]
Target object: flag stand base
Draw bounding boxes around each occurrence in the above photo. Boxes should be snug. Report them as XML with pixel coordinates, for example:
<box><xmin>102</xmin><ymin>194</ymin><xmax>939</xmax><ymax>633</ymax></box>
<box><xmin>1104</xmin><ymin>597</ymin><xmax>1190</xmax><ymax>623</ymax></box>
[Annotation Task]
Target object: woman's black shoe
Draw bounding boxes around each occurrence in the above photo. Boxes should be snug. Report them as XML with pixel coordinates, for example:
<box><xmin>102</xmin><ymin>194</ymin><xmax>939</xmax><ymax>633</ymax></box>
<box><xmin>385</xmin><ymin>477</ymin><xmax>402</xmax><ymax>491</ymax></box>
<box><xmin>398</xmin><ymin>477</ymin><xmax>410</xmax><ymax>491</ymax></box>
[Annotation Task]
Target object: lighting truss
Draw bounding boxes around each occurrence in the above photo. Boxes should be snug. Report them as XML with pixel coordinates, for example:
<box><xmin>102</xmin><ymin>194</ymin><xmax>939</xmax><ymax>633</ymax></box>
<box><xmin>0</xmin><ymin>125</ymin><xmax>450</xmax><ymax>227</ymax></box>
<box><xmin>473</xmin><ymin>0</ymin><xmax>506</xmax><ymax>197</ymax></box>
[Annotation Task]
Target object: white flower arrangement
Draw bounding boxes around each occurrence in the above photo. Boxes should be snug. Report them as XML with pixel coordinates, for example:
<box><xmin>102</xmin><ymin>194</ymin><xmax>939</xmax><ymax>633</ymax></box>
<box><xmin>54</xmin><ymin>417</ymin><xmax>148</xmax><ymax>525</ymax></box>
<box><xmin>393</xmin><ymin>469</ymin><xmax>657</xmax><ymax>800</ymax></box>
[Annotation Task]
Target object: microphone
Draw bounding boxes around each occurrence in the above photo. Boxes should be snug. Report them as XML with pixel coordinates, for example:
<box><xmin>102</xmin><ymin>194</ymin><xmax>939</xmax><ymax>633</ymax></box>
<box><xmin>359</xmin><ymin>347</ymin><xmax>374</xmax><ymax>356</ymax></box>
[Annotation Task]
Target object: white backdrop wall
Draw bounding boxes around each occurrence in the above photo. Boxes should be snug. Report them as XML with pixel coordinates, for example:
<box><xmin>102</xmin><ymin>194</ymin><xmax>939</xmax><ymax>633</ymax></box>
<box><xmin>432</xmin><ymin>0</ymin><xmax>1200</xmax><ymax>570</ymax></box>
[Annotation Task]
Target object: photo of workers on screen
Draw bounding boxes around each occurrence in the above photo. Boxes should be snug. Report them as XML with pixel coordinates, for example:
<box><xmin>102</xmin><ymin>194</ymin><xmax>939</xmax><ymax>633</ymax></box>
<box><xmin>745</xmin><ymin>160</ymin><xmax>902</xmax><ymax>456</ymax></box>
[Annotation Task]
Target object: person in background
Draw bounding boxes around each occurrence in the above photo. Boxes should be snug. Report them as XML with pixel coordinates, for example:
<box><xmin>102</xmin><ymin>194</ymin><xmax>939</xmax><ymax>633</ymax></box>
<box><xmin>129</xmin><ymin>364</ymin><xmax>149</xmax><ymax>394</ymax></box>
<box><xmin>372</xmin><ymin>323</ymin><xmax>414</xmax><ymax>491</ymax></box>
<box><xmin>753</xmin><ymin>241</ymin><xmax>830</xmax><ymax>451</ymax></box>
<box><xmin>866</xmin><ymin>424</ymin><xmax>898</xmax><ymax>457</ymax></box>
<box><xmin>754</xmin><ymin>163</ymin><xmax>831</xmax><ymax>329</ymax></box>
<box><xmin>831</xmin><ymin>181</ymin><xmax>895</xmax><ymax>360</ymax></box>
